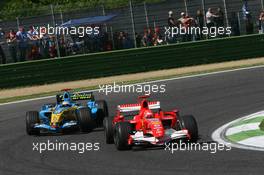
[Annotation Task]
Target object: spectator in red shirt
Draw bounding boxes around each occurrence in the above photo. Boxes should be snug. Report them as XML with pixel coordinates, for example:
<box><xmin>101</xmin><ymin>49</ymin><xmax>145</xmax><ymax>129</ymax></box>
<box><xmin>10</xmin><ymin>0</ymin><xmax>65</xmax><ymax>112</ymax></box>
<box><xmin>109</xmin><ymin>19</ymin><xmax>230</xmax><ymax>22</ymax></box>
<box><xmin>178</xmin><ymin>12</ymin><xmax>194</xmax><ymax>42</ymax></box>
<box><xmin>152</xmin><ymin>27</ymin><xmax>163</xmax><ymax>46</ymax></box>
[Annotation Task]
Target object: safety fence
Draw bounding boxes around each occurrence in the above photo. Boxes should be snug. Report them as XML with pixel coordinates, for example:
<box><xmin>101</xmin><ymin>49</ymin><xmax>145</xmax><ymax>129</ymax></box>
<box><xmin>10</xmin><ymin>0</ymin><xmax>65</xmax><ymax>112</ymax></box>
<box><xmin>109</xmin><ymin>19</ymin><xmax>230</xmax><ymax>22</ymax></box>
<box><xmin>0</xmin><ymin>0</ymin><xmax>263</xmax><ymax>63</ymax></box>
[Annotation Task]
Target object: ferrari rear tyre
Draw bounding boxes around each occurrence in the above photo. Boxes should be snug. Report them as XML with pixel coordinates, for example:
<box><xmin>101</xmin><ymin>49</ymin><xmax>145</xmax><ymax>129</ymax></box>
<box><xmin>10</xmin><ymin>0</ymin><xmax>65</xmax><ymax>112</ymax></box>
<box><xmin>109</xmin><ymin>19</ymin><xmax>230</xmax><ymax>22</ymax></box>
<box><xmin>103</xmin><ymin>116</ymin><xmax>114</xmax><ymax>144</ymax></box>
<box><xmin>179</xmin><ymin>115</ymin><xmax>198</xmax><ymax>142</ymax></box>
<box><xmin>26</xmin><ymin>111</ymin><xmax>40</xmax><ymax>135</ymax></box>
<box><xmin>114</xmin><ymin>122</ymin><xmax>131</xmax><ymax>150</ymax></box>
<box><xmin>96</xmin><ymin>100</ymin><xmax>108</xmax><ymax>126</ymax></box>
<box><xmin>77</xmin><ymin>107</ymin><xmax>95</xmax><ymax>132</ymax></box>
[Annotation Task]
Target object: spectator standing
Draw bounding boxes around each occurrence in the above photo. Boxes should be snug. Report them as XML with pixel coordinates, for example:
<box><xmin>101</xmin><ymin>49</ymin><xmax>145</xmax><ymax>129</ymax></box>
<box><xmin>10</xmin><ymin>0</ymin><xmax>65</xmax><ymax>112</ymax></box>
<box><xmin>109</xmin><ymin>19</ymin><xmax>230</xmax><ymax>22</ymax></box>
<box><xmin>141</xmin><ymin>29</ymin><xmax>152</xmax><ymax>47</ymax></box>
<box><xmin>245</xmin><ymin>12</ymin><xmax>254</xmax><ymax>34</ymax></box>
<box><xmin>215</xmin><ymin>8</ymin><xmax>225</xmax><ymax>37</ymax></box>
<box><xmin>147</xmin><ymin>28</ymin><xmax>153</xmax><ymax>46</ymax></box>
<box><xmin>58</xmin><ymin>35</ymin><xmax>67</xmax><ymax>57</ymax></box>
<box><xmin>27</xmin><ymin>26</ymin><xmax>40</xmax><ymax>60</ymax></box>
<box><xmin>39</xmin><ymin>31</ymin><xmax>50</xmax><ymax>59</ymax></box>
<box><xmin>135</xmin><ymin>33</ymin><xmax>142</xmax><ymax>48</ymax></box>
<box><xmin>123</xmin><ymin>33</ymin><xmax>133</xmax><ymax>49</ymax></box>
<box><xmin>242</xmin><ymin>0</ymin><xmax>249</xmax><ymax>20</ymax></box>
<box><xmin>48</xmin><ymin>35</ymin><xmax>57</xmax><ymax>58</ymax></box>
<box><xmin>206</xmin><ymin>8</ymin><xmax>217</xmax><ymax>29</ymax></box>
<box><xmin>230</xmin><ymin>12</ymin><xmax>240</xmax><ymax>36</ymax></box>
<box><xmin>117</xmin><ymin>31</ymin><xmax>125</xmax><ymax>49</ymax></box>
<box><xmin>168</xmin><ymin>11</ymin><xmax>176</xmax><ymax>27</ymax></box>
<box><xmin>167</xmin><ymin>11</ymin><xmax>177</xmax><ymax>43</ymax></box>
<box><xmin>215</xmin><ymin>8</ymin><xmax>224</xmax><ymax>28</ymax></box>
<box><xmin>6</xmin><ymin>29</ymin><xmax>17</xmax><ymax>62</ymax></box>
<box><xmin>178</xmin><ymin>12</ymin><xmax>194</xmax><ymax>42</ymax></box>
<box><xmin>16</xmin><ymin>26</ymin><xmax>28</xmax><ymax>62</ymax></box>
<box><xmin>206</xmin><ymin>8</ymin><xmax>217</xmax><ymax>38</ymax></box>
<box><xmin>0</xmin><ymin>28</ymin><xmax>6</xmax><ymax>64</ymax></box>
<box><xmin>152</xmin><ymin>27</ymin><xmax>163</xmax><ymax>46</ymax></box>
<box><xmin>196</xmin><ymin>9</ymin><xmax>205</xmax><ymax>40</ymax></box>
<box><xmin>113</xmin><ymin>32</ymin><xmax>119</xmax><ymax>50</ymax></box>
<box><xmin>141</xmin><ymin>31</ymin><xmax>148</xmax><ymax>47</ymax></box>
<box><xmin>241</xmin><ymin>0</ymin><xmax>253</xmax><ymax>34</ymax></box>
<box><xmin>259</xmin><ymin>11</ymin><xmax>264</xmax><ymax>34</ymax></box>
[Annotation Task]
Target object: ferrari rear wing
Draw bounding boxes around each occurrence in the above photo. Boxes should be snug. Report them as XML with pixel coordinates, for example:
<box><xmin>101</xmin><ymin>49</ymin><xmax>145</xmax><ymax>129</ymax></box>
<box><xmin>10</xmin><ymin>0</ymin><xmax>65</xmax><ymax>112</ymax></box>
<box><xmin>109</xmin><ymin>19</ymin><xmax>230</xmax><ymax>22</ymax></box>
<box><xmin>118</xmin><ymin>101</ymin><xmax>160</xmax><ymax>112</ymax></box>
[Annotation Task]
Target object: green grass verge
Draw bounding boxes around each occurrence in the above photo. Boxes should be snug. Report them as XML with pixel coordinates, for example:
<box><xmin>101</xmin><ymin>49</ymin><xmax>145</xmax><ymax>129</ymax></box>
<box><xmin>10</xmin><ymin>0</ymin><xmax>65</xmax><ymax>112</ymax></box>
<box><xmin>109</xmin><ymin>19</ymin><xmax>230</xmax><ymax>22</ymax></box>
<box><xmin>230</xmin><ymin>116</ymin><xmax>264</xmax><ymax>128</ymax></box>
<box><xmin>0</xmin><ymin>61</ymin><xmax>263</xmax><ymax>104</ymax></box>
<box><xmin>226</xmin><ymin>129</ymin><xmax>264</xmax><ymax>142</ymax></box>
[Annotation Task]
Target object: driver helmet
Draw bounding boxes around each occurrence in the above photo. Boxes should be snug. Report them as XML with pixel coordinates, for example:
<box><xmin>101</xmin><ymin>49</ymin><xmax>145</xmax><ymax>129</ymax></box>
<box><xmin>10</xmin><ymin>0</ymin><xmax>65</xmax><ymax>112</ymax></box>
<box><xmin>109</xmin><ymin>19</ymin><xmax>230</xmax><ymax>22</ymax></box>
<box><xmin>144</xmin><ymin>110</ymin><xmax>154</xmax><ymax>118</ymax></box>
<box><xmin>62</xmin><ymin>101</ymin><xmax>71</xmax><ymax>107</ymax></box>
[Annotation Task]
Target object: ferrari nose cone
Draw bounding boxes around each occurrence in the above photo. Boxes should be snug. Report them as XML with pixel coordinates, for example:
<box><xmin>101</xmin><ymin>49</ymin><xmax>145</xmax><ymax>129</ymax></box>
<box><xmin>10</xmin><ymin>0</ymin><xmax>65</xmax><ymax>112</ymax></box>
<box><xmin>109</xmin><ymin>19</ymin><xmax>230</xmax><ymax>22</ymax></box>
<box><xmin>153</xmin><ymin>128</ymin><xmax>165</xmax><ymax>138</ymax></box>
<box><xmin>149</xmin><ymin>119</ymin><xmax>164</xmax><ymax>137</ymax></box>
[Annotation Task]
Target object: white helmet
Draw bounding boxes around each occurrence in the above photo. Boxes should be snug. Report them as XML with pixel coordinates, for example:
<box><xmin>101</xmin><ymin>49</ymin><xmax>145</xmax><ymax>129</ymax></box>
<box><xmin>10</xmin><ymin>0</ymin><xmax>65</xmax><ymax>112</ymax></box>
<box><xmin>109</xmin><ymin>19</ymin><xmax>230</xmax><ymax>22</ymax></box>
<box><xmin>62</xmin><ymin>101</ymin><xmax>71</xmax><ymax>107</ymax></box>
<box><xmin>181</xmin><ymin>12</ymin><xmax>186</xmax><ymax>16</ymax></box>
<box><xmin>144</xmin><ymin>110</ymin><xmax>154</xmax><ymax>118</ymax></box>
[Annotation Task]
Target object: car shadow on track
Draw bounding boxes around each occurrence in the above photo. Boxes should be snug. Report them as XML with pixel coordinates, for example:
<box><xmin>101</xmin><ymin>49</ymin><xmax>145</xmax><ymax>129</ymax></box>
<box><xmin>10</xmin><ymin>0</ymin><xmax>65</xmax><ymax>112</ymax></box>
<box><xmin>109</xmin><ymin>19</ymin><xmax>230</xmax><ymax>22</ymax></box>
<box><xmin>129</xmin><ymin>136</ymin><xmax>213</xmax><ymax>152</ymax></box>
<box><xmin>29</xmin><ymin>127</ymin><xmax>104</xmax><ymax>137</ymax></box>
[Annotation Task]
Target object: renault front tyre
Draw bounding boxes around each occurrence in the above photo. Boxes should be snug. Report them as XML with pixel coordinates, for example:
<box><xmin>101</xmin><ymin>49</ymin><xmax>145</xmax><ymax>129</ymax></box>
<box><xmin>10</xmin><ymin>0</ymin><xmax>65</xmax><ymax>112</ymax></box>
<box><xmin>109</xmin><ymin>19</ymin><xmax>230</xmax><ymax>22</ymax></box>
<box><xmin>26</xmin><ymin>111</ymin><xmax>40</xmax><ymax>135</ymax></box>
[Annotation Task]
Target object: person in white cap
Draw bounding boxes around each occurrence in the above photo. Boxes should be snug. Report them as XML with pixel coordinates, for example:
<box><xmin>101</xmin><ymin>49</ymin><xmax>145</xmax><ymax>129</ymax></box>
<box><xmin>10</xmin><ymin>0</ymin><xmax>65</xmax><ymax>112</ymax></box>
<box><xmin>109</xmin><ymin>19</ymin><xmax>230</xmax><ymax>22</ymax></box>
<box><xmin>259</xmin><ymin>10</ymin><xmax>264</xmax><ymax>34</ymax></box>
<box><xmin>206</xmin><ymin>8</ymin><xmax>217</xmax><ymax>29</ymax></box>
<box><xmin>168</xmin><ymin>11</ymin><xmax>176</xmax><ymax>27</ymax></box>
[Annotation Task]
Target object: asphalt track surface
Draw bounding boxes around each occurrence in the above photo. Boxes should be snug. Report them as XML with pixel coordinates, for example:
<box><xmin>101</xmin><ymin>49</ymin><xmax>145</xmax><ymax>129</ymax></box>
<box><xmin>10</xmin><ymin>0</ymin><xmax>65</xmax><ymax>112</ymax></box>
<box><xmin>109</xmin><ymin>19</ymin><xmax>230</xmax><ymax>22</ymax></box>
<box><xmin>0</xmin><ymin>67</ymin><xmax>264</xmax><ymax>175</ymax></box>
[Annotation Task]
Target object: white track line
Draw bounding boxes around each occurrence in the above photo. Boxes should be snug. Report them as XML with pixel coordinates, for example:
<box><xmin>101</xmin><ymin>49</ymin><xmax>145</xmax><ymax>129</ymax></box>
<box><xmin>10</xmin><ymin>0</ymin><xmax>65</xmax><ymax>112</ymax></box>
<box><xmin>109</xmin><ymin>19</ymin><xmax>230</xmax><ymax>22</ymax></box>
<box><xmin>1</xmin><ymin>64</ymin><xmax>264</xmax><ymax>106</ymax></box>
<box><xmin>238</xmin><ymin>136</ymin><xmax>264</xmax><ymax>147</ymax></box>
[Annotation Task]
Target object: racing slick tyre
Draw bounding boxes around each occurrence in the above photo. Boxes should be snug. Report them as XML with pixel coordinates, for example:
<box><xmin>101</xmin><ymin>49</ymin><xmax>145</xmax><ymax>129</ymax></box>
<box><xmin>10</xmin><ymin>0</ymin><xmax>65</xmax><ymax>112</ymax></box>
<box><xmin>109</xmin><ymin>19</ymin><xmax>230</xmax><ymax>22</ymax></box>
<box><xmin>77</xmin><ymin>107</ymin><xmax>95</xmax><ymax>132</ymax></box>
<box><xmin>114</xmin><ymin>122</ymin><xmax>132</xmax><ymax>150</ymax></box>
<box><xmin>178</xmin><ymin>115</ymin><xmax>198</xmax><ymax>142</ymax></box>
<box><xmin>26</xmin><ymin>111</ymin><xmax>40</xmax><ymax>135</ymax></box>
<box><xmin>95</xmin><ymin>100</ymin><xmax>109</xmax><ymax>127</ymax></box>
<box><xmin>103</xmin><ymin>116</ymin><xmax>114</xmax><ymax>144</ymax></box>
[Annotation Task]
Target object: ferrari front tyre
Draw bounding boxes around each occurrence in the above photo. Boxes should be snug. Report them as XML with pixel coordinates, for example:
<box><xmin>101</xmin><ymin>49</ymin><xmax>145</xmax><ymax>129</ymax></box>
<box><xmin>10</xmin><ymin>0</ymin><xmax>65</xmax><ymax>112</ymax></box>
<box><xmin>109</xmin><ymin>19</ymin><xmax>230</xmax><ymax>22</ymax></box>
<box><xmin>114</xmin><ymin>122</ymin><xmax>131</xmax><ymax>150</ymax></box>
<box><xmin>179</xmin><ymin>115</ymin><xmax>198</xmax><ymax>142</ymax></box>
<box><xmin>96</xmin><ymin>100</ymin><xmax>109</xmax><ymax>126</ymax></box>
<box><xmin>103</xmin><ymin>116</ymin><xmax>114</xmax><ymax>144</ymax></box>
<box><xmin>26</xmin><ymin>111</ymin><xmax>40</xmax><ymax>135</ymax></box>
<box><xmin>77</xmin><ymin>107</ymin><xmax>95</xmax><ymax>132</ymax></box>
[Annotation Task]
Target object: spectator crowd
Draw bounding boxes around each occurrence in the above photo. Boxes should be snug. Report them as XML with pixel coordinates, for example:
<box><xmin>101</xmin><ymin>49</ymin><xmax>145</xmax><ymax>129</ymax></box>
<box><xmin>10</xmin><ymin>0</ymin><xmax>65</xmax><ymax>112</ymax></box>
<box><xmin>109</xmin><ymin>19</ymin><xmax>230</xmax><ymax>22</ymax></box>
<box><xmin>0</xmin><ymin>25</ymin><xmax>113</xmax><ymax>64</ymax></box>
<box><xmin>0</xmin><ymin>7</ymin><xmax>264</xmax><ymax>64</ymax></box>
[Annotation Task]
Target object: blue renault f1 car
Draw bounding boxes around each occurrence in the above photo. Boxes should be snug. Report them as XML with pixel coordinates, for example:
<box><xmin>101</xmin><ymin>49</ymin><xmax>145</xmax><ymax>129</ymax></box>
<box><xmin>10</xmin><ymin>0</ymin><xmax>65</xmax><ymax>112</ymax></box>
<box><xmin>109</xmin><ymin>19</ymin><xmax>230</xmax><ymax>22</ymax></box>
<box><xmin>26</xmin><ymin>90</ymin><xmax>108</xmax><ymax>135</ymax></box>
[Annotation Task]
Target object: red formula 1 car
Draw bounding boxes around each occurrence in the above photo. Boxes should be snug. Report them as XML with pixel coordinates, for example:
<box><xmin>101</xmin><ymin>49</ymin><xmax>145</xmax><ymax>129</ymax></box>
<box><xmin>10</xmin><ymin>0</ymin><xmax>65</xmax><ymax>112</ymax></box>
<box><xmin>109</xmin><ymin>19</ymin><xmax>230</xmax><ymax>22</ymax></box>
<box><xmin>103</xmin><ymin>95</ymin><xmax>198</xmax><ymax>150</ymax></box>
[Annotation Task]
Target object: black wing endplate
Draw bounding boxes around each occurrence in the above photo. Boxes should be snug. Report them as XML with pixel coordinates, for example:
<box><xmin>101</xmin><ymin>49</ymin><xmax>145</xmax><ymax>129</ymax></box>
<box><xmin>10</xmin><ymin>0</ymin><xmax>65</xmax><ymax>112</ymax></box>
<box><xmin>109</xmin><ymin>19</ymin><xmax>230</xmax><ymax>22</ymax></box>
<box><xmin>71</xmin><ymin>92</ymin><xmax>94</xmax><ymax>101</ymax></box>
